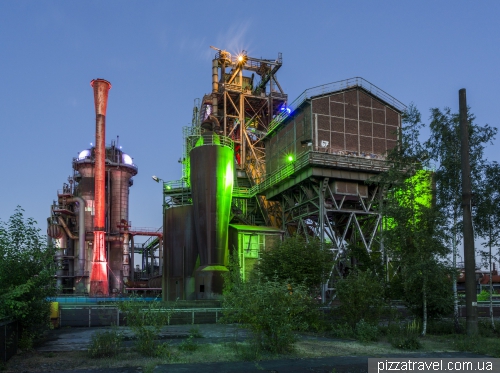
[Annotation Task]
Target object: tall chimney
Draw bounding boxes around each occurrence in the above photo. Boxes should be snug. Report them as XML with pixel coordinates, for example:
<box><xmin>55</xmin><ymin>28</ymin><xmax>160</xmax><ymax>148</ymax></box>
<box><xmin>89</xmin><ymin>78</ymin><xmax>111</xmax><ymax>296</ymax></box>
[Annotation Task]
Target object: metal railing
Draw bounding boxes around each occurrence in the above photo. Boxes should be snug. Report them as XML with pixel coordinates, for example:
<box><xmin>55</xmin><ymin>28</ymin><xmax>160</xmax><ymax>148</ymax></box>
<box><xmin>169</xmin><ymin>149</ymin><xmax>390</xmax><ymax>200</ymax></box>
<box><xmin>57</xmin><ymin>305</ymin><xmax>222</xmax><ymax>327</ymax></box>
<box><xmin>189</xmin><ymin>134</ymin><xmax>234</xmax><ymax>151</ymax></box>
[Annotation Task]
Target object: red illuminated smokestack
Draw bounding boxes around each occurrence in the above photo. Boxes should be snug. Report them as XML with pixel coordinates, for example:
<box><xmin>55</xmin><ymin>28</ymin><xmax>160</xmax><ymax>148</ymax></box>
<box><xmin>89</xmin><ymin>78</ymin><xmax>111</xmax><ymax>296</ymax></box>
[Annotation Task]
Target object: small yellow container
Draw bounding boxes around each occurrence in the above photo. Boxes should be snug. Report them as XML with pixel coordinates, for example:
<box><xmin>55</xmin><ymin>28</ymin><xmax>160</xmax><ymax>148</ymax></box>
<box><xmin>50</xmin><ymin>302</ymin><xmax>59</xmax><ymax>319</ymax></box>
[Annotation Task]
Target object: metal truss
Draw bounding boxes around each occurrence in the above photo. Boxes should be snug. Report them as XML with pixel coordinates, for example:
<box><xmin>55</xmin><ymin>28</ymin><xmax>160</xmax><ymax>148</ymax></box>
<box><xmin>204</xmin><ymin>47</ymin><xmax>287</xmax><ymax>228</ymax></box>
<box><xmin>280</xmin><ymin>176</ymin><xmax>383</xmax><ymax>301</ymax></box>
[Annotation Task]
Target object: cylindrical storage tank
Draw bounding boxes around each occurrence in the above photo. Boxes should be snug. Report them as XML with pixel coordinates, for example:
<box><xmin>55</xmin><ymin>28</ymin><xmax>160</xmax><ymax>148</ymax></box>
<box><xmin>109</xmin><ymin>149</ymin><xmax>137</xmax><ymax>293</ymax></box>
<box><xmin>190</xmin><ymin>132</ymin><xmax>234</xmax><ymax>299</ymax></box>
<box><xmin>74</xmin><ymin>149</ymin><xmax>95</xmax><ymax>287</ymax></box>
<box><xmin>163</xmin><ymin>205</ymin><xmax>198</xmax><ymax>301</ymax></box>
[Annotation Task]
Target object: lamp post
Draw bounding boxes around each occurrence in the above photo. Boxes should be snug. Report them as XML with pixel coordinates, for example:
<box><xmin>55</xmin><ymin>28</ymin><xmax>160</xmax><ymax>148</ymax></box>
<box><xmin>152</xmin><ymin>175</ymin><xmax>168</xmax><ymax>301</ymax></box>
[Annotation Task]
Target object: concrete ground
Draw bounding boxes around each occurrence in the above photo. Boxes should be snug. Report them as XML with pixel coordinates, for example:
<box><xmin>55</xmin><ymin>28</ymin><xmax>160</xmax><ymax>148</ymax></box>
<box><xmin>35</xmin><ymin>325</ymin><xmax>487</xmax><ymax>373</ymax></box>
<box><xmin>37</xmin><ymin>324</ymin><xmax>249</xmax><ymax>352</ymax></box>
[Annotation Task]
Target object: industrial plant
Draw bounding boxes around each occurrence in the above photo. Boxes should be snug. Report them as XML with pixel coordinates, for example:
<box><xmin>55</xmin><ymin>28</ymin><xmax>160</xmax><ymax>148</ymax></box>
<box><xmin>47</xmin><ymin>47</ymin><xmax>406</xmax><ymax>300</ymax></box>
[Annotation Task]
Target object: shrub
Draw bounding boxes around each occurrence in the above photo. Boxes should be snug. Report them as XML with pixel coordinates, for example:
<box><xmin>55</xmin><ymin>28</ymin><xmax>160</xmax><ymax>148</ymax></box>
<box><xmin>188</xmin><ymin>326</ymin><xmax>203</xmax><ymax>338</ymax></box>
<box><xmin>355</xmin><ymin>319</ymin><xmax>379</xmax><ymax>343</ymax></box>
<box><xmin>0</xmin><ymin>208</ymin><xmax>57</xmax><ymax>346</ymax></box>
<box><xmin>117</xmin><ymin>296</ymin><xmax>176</xmax><ymax>357</ymax></box>
<box><xmin>178</xmin><ymin>335</ymin><xmax>199</xmax><ymax>352</ymax></box>
<box><xmin>88</xmin><ymin>329</ymin><xmax>123</xmax><ymax>358</ymax></box>
<box><xmin>330</xmin><ymin>322</ymin><xmax>355</xmax><ymax>339</ymax></box>
<box><xmin>257</xmin><ymin>236</ymin><xmax>332</xmax><ymax>294</ymax></box>
<box><xmin>335</xmin><ymin>269</ymin><xmax>386</xmax><ymax>328</ymax></box>
<box><xmin>223</xmin><ymin>254</ymin><xmax>320</xmax><ymax>354</ymax></box>
<box><xmin>388</xmin><ymin>319</ymin><xmax>421</xmax><ymax>350</ymax></box>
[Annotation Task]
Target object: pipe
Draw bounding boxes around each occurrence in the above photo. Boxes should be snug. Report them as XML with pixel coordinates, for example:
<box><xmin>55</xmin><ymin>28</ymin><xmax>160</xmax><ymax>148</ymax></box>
<box><xmin>85</xmin><ymin>233</ymin><xmax>124</xmax><ymax>242</ymax></box>
<box><xmin>58</xmin><ymin>216</ymin><xmax>77</xmax><ymax>240</ymax></box>
<box><xmin>90</xmin><ymin>78</ymin><xmax>111</xmax><ymax>296</ymax></box>
<box><xmin>123</xmin><ymin>233</ymin><xmax>130</xmax><ymax>285</ymax></box>
<box><xmin>66</xmin><ymin>197</ymin><xmax>86</xmax><ymax>276</ymax></box>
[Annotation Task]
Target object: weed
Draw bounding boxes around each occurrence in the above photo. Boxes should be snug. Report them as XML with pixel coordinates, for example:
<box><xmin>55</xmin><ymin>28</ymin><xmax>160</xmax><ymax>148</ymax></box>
<box><xmin>355</xmin><ymin>319</ymin><xmax>379</xmax><ymax>343</ymax></box>
<box><xmin>117</xmin><ymin>295</ymin><xmax>177</xmax><ymax>357</ymax></box>
<box><xmin>329</xmin><ymin>322</ymin><xmax>355</xmax><ymax>339</ymax></box>
<box><xmin>88</xmin><ymin>329</ymin><xmax>123</xmax><ymax>358</ymax></box>
<box><xmin>189</xmin><ymin>326</ymin><xmax>203</xmax><ymax>338</ymax></box>
<box><xmin>179</xmin><ymin>335</ymin><xmax>199</xmax><ymax>352</ymax></box>
<box><xmin>388</xmin><ymin>320</ymin><xmax>421</xmax><ymax>350</ymax></box>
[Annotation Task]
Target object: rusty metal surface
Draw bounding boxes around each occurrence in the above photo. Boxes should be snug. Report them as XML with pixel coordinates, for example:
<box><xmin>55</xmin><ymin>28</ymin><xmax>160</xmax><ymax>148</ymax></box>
<box><xmin>109</xmin><ymin>167</ymin><xmax>133</xmax><ymax>293</ymax></box>
<box><xmin>89</xmin><ymin>79</ymin><xmax>111</xmax><ymax>296</ymax></box>
<box><xmin>163</xmin><ymin>205</ymin><xmax>198</xmax><ymax>300</ymax></box>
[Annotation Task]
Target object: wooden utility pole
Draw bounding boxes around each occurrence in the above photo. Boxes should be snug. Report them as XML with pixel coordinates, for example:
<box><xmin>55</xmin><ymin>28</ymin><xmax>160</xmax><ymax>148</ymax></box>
<box><xmin>459</xmin><ymin>88</ymin><xmax>478</xmax><ymax>335</ymax></box>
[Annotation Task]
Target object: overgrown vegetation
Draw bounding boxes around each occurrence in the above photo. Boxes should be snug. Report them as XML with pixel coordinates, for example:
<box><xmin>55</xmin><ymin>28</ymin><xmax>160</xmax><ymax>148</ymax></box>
<box><xmin>335</xmin><ymin>269</ymin><xmax>385</xmax><ymax>329</ymax></box>
<box><xmin>387</xmin><ymin>319</ymin><xmax>422</xmax><ymax>350</ymax></box>
<box><xmin>88</xmin><ymin>328</ymin><xmax>123</xmax><ymax>358</ymax></box>
<box><xmin>117</xmin><ymin>296</ymin><xmax>175</xmax><ymax>357</ymax></box>
<box><xmin>0</xmin><ymin>207</ymin><xmax>57</xmax><ymax>348</ymax></box>
<box><xmin>222</xmin><ymin>251</ymin><xmax>322</xmax><ymax>356</ymax></box>
<box><xmin>257</xmin><ymin>236</ymin><xmax>332</xmax><ymax>294</ymax></box>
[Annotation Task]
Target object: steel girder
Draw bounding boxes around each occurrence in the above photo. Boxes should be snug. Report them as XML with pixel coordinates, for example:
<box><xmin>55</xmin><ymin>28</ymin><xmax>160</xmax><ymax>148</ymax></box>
<box><xmin>279</xmin><ymin>176</ymin><xmax>383</xmax><ymax>301</ymax></box>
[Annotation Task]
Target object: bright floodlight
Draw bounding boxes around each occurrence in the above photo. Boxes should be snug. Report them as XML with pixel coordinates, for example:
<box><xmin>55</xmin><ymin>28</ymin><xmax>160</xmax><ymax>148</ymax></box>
<box><xmin>287</xmin><ymin>155</ymin><xmax>293</xmax><ymax>162</ymax></box>
<box><xmin>238</xmin><ymin>55</ymin><xmax>244</xmax><ymax>62</ymax></box>
<box><xmin>152</xmin><ymin>175</ymin><xmax>160</xmax><ymax>182</ymax></box>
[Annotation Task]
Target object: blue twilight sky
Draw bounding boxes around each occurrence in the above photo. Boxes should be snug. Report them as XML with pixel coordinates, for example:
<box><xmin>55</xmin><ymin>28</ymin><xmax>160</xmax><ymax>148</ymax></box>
<box><xmin>1</xmin><ymin>2</ymin><xmax>499</xmax><ymax>249</ymax></box>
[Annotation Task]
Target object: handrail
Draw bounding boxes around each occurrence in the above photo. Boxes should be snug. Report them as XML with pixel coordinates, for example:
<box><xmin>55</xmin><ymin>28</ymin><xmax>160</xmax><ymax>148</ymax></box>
<box><xmin>167</xmin><ymin>149</ymin><xmax>390</xmax><ymax>200</ymax></box>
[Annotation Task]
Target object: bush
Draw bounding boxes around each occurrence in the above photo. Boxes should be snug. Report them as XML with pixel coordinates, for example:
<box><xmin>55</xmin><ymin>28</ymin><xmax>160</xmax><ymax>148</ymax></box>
<box><xmin>329</xmin><ymin>322</ymin><xmax>355</xmax><ymax>339</ymax></box>
<box><xmin>335</xmin><ymin>269</ymin><xmax>386</xmax><ymax>328</ymax></box>
<box><xmin>178</xmin><ymin>335</ymin><xmax>199</xmax><ymax>352</ymax></box>
<box><xmin>88</xmin><ymin>329</ymin><xmax>123</xmax><ymax>358</ymax></box>
<box><xmin>388</xmin><ymin>319</ymin><xmax>421</xmax><ymax>350</ymax></box>
<box><xmin>223</xmin><ymin>254</ymin><xmax>320</xmax><ymax>354</ymax></box>
<box><xmin>355</xmin><ymin>319</ymin><xmax>379</xmax><ymax>343</ymax></box>
<box><xmin>257</xmin><ymin>236</ymin><xmax>332</xmax><ymax>293</ymax></box>
<box><xmin>188</xmin><ymin>326</ymin><xmax>203</xmax><ymax>338</ymax></box>
<box><xmin>117</xmin><ymin>296</ymin><xmax>175</xmax><ymax>357</ymax></box>
<box><xmin>0</xmin><ymin>208</ymin><xmax>57</xmax><ymax>345</ymax></box>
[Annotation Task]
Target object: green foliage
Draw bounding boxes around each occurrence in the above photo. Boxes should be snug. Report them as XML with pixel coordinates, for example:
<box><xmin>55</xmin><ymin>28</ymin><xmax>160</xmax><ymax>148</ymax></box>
<box><xmin>400</xmin><ymin>261</ymin><xmax>454</xmax><ymax>320</ymax></box>
<box><xmin>329</xmin><ymin>322</ymin><xmax>355</xmax><ymax>339</ymax></box>
<box><xmin>378</xmin><ymin>105</ymin><xmax>454</xmax><ymax>332</ymax></box>
<box><xmin>188</xmin><ymin>326</ymin><xmax>203</xmax><ymax>338</ymax></box>
<box><xmin>452</xmin><ymin>335</ymin><xmax>500</xmax><ymax>358</ymax></box>
<box><xmin>388</xmin><ymin>320</ymin><xmax>422</xmax><ymax>350</ymax></box>
<box><xmin>335</xmin><ymin>269</ymin><xmax>385</xmax><ymax>328</ymax></box>
<box><xmin>426</xmin><ymin>319</ymin><xmax>462</xmax><ymax>335</ymax></box>
<box><xmin>477</xmin><ymin>289</ymin><xmax>491</xmax><ymax>302</ymax></box>
<box><xmin>88</xmin><ymin>328</ymin><xmax>123</xmax><ymax>358</ymax></box>
<box><xmin>354</xmin><ymin>319</ymin><xmax>379</xmax><ymax>343</ymax></box>
<box><xmin>223</xmin><ymin>253</ymin><xmax>320</xmax><ymax>354</ymax></box>
<box><xmin>257</xmin><ymin>236</ymin><xmax>332</xmax><ymax>293</ymax></box>
<box><xmin>179</xmin><ymin>335</ymin><xmax>199</xmax><ymax>352</ymax></box>
<box><xmin>0</xmin><ymin>207</ymin><xmax>57</xmax><ymax>344</ymax></box>
<box><xmin>117</xmin><ymin>296</ymin><xmax>175</xmax><ymax>357</ymax></box>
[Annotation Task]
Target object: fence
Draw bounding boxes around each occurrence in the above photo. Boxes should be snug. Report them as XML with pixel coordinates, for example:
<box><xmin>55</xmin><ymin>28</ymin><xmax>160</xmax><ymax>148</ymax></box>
<box><xmin>0</xmin><ymin>319</ymin><xmax>18</xmax><ymax>363</ymax></box>
<box><xmin>58</xmin><ymin>306</ymin><xmax>222</xmax><ymax>327</ymax></box>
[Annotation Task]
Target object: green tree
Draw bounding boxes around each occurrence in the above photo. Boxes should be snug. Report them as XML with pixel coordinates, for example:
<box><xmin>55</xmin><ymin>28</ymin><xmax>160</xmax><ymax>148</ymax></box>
<box><xmin>335</xmin><ymin>269</ymin><xmax>385</xmax><ymax>329</ymax></box>
<box><xmin>0</xmin><ymin>207</ymin><xmax>57</xmax><ymax>346</ymax></box>
<box><xmin>474</xmin><ymin>161</ymin><xmax>500</xmax><ymax>330</ymax></box>
<box><xmin>222</xmin><ymin>253</ymin><xmax>320</xmax><ymax>355</ymax></box>
<box><xmin>424</xmin><ymin>107</ymin><xmax>497</xmax><ymax>332</ymax></box>
<box><xmin>381</xmin><ymin>105</ymin><xmax>452</xmax><ymax>335</ymax></box>
<box><xmin>256</xmin><ymin>236</ymin><xmax>332</xmax><ymax>294</ymax></box>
